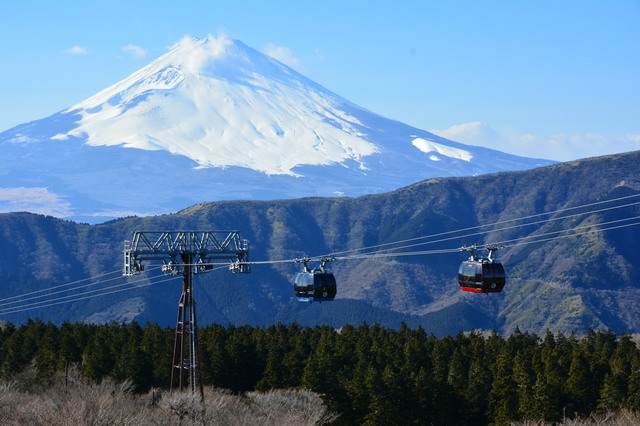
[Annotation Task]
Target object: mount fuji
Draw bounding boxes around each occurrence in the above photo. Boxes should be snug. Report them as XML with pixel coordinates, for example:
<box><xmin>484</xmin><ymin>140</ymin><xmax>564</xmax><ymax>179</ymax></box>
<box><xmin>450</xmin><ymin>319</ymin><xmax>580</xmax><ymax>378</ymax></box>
<box><xmin>0</xmin><ymin>35</ymin><xmax>553</xmax><ymax>222</ymax></box>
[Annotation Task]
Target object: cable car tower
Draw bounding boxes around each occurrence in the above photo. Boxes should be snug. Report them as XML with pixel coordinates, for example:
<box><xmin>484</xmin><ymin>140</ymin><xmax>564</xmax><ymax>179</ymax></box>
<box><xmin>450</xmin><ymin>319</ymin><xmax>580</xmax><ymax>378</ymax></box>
<box><xmin>123</xmin><ymin>231</ymin><xmax>250</xmax><ymax>400</ymax></box>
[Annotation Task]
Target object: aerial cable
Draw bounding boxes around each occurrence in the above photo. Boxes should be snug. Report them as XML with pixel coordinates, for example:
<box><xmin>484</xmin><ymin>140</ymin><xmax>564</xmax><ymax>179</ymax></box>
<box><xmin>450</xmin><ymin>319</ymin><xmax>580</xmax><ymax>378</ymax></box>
<box><xmin>186</xmin><ymin>259</ymin><xmax>294</xmax><ymax>267</ymax></box>
<box><xmin>330</xmin><ymin>218</ymin><xmax>640</xmax><ymax>264</ymax></box>
<box><xmin>138</xmin><ymin>200</ymin><xmax>640</xmax><ymax>269</ymax></box>
<box><xmin>506</xmin><ymin>220</ymin><xmax>640</xmax><ymax>249</ymax></box>
<box><xmin>0</xmin><ymin>266</ymin><xmax>160</xmax><ymax>308</ymax></box>
<box><xmin>0</xmin><ymin>264</ymin><xmax>232</xmax><ymax>316</ymax></box>
<box><xmin>321</xmin><ymin>193</ymin><xmax>640</xmax><ymax>259</ymax></box>
<box><xmin>0</xmin><ymin>274</ymin><xmax>183</xmax><ymax>316</ymax></box>
<box><xmin>0</xmin><ymin>269</ymin><xmax>181</xmax><ymax>315</ymax></box>
<box><xmin>321</xmin><ymin>202</ymin><xmax>640</xmax><ymax>261</ymax></box>
<box><xmin>0</xmin><ymin>270</ymin><xmax>170</xmax><ymax>313</ymax></box>
<box><xmin>0</xmin><ymin>269</ymin><xmax>124</xmax><ymax>304</ymax></box>
<box><xmin>498</xmin><ymin>215</ymin><xmax>640</xmax><ymax>249</ymax></box>
<box><xmin>2</xmin><ymin>193</ymin><xmax>639</xmax><ymax>311</ymax></box>
<box><xmin>238</xmin><ymin>259</ymin><xmax>296</xmax><ymax>266</ymax></box>
<box><xmin>2</xmin><ymin>219</ymin><xmax>639</xmax><ymax>315</ymax></box>
<box><xmin>336</xmin><ymin>247</ymin><xmax>461</xmax><ymax>261</ymax></box>
<box><xmin>115</xmin><ymin>194</ymin><xmax>640</xmax><ymax>272</ymax></box>
<box><xmin>206</xmin><ymin>207</ymin><xmax>640</xmax><ymax>268</ymax></box>
<box><xmin>356</xmin><ymin>215</ymin><xmax>640</xmax><ymax>260</ymax></box>
<box><xmin>305</xmin><ymin>216</ymin><xmax>640</xmax><ymax>264</ymax></box>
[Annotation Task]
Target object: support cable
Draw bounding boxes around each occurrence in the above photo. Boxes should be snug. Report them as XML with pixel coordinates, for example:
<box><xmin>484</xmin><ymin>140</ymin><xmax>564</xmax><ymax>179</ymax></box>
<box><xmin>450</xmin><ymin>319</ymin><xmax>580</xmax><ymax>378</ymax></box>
<box><xmin>498</xmin><ymin>217</ymin><xmax>640</xmax><ymax>249</ymax></box>
<box><xmin>321</xmin><ymin>194</ymin><xmax>640</xmax><ymax>258</ymax></box>
<box><xmin>1</xmin><ymin>193</ymin><xmax>639</xmax><ymax>311</ymax></box>
<box><xmin>0</xmin><ymin>267</ymin><xmax>209</xmax><ymax>315</ymax></box>
<box><xmin>2</xmin><ymin>218</ymin><xmax>640</xmax><ymax>315</ymax></box>
<box><xmin>330</xmin><ymin>202</ymin><xmax>640</xmax><ymax>260</ymax></box>
<box><xmin>0</xmin><ymin>273</ymin><xmax>183</xmax><ymax>316</ymax></box>
<box><xmin>0</xmin><ymin>269</ymin><xmax>123</xmax><ymax>304</ymax></box>
<box><xmin>0</xmin><ymin>266</ymin><xmax>161</xmax><ymax>308</ymax></box>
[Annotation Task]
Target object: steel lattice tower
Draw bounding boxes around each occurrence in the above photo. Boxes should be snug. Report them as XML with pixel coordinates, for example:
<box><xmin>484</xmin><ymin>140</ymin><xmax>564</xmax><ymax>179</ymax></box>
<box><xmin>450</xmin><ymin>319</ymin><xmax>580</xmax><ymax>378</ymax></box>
<box><xmin>124</xmin><ymin>231</ymin><xmax>250</xmax><ymax>400</ymax></box>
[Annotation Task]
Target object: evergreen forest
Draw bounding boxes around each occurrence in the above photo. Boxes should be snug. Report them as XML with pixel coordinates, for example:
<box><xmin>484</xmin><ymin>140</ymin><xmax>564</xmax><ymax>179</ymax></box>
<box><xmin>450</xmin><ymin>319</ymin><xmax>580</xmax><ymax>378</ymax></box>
<box><xmin>2</xmin><ymin>320</ymin><xmax>640</xmax><ymax>425</ymax></box>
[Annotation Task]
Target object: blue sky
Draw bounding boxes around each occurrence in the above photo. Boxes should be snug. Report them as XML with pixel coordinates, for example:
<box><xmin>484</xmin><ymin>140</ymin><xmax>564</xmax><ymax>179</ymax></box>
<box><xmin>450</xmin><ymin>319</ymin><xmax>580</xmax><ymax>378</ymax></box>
<box><xmin>1</xmin><ymin>0</ymin><xmax>639</xmax><ymax>161</ymax></box>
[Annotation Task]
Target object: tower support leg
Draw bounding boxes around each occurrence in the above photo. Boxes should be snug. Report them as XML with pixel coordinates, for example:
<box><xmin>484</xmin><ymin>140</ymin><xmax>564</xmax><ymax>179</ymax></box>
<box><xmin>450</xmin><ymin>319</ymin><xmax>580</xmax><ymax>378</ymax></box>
<box><xmin>170</xmin><ymin>254</ymin><xmax>205</xmax><ymax>401</ymax></box>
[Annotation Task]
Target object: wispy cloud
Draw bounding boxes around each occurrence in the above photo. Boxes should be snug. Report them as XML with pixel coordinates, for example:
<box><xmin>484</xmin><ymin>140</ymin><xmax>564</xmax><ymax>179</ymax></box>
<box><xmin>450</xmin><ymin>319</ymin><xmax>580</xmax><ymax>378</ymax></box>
<box><xmin>263</xmin><ymin>43</ymin><xmax>301</xmax><ymax>70</ymax></box>
<box><xmin>430</xmin><ymin>122</ymin><xmax>640</xmax><ymax>162</ymax></box>
<box><xmin>64</xmin><ymin>45</ymin><xmax>90</xmax><ymax>55</ymax></box>
<box><xmin>90</xmin><ymin>209</ymin><xmax>157</xmax><ymax>218</ymax></box>
<box><xmin>0</xmin><ymin>187</ymin><xmax>72</xmax><ymax>217</ymax></box>
<box><xmin>122</xmin><ymin>44</ymin><xmax>148</xmax><ymax>58</ymax></box>
<box><xmin>172</xmin><ymin>34</ymin><xmax>233</xmax><ymax>74</ymax></box>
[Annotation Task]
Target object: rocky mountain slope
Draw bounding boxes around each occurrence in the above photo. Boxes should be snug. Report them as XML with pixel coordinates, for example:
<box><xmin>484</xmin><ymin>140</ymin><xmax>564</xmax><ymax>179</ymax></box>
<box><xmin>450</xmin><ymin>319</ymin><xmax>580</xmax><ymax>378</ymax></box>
<box><xmin>0</xmin><ymin>151</ymin><xmax>638</xmax><ymax>335</ymax></box>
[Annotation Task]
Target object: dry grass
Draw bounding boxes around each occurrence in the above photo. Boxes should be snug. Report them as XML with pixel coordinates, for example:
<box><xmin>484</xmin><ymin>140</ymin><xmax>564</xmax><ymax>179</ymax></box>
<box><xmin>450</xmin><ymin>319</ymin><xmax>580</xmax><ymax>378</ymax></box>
<box><xmin>158</xmin><ymin>387</ymin><xmax>337</xmax><ymax>425</ymax></box>
<box><xmin>0</xmin><ymin>367</ymin><xmax>336</xmax><ymax>426</ymax></box>
<box><xmin>513</xmin><ymin>409</ymin><xmax>640</xmax><ymax>426</ymax></box>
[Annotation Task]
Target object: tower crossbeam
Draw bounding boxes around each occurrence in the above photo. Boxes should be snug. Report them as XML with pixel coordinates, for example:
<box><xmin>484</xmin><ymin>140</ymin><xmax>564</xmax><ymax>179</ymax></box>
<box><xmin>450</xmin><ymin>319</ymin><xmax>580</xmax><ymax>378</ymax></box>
<box><xmin>122</xmin><ymin>231</ymin><xmax>250</xmax><ymax>400</ymax></box>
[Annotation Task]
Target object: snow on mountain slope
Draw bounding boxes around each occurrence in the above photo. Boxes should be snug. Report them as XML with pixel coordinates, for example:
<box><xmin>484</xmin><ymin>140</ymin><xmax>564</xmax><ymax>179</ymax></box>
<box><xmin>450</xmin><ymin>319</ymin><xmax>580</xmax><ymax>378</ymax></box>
<box><xmin>0</xmin><ymin>35</ymin><xmax>554</xmax><ymax>222</ymax></box>
<box><xmin>412</xmin><ymin>138</ymin><xmax>473</xmax><ymax>162</ymax></box>
<box><xmin>56</xmin><ymin>36</ymin><xmax>377</xmax><ymax>175</ymax></box>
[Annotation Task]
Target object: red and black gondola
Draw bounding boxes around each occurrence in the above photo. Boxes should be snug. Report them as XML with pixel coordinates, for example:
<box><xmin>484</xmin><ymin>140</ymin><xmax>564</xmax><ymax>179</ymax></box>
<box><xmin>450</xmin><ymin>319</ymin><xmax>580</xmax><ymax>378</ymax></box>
<box><xmin>458</xmin><ymin>261</ymin><xmax>505</xmax><ymax>293</ymax></box>
<box><xmin>458</xmin><ymin>245</ymin><xmax>506</xmax><ymax>293</ymax></box>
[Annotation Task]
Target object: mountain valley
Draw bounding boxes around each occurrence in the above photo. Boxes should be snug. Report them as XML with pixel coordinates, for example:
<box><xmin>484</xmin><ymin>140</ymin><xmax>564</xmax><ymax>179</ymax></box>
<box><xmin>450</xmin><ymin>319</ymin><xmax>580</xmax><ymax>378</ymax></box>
<box><xmin>0</xmin><ymin>150</ymin><xmax>638</xmax><ymax>336</ymax></box>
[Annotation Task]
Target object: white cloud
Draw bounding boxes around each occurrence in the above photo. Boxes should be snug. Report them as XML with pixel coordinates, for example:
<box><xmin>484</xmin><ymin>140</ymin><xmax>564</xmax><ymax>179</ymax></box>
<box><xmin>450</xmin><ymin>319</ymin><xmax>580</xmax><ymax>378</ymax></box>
<box><xmin>430</xmin><ymin>122</ymin><xmax>640</xmax><ymax>162</ymax></box>
<box><xmin>64</xmin><ymin>45</ymin><xmax>90</xmax><ymax>55</ymax></box>
<box><xmin>171</xmin><ymin>34</ymin><xmax>233</xmax><ymax>74</ymax></box>
<box><xmin>0</xmin><ymin>187</ymin><xmax>72</xmax><ymax>217</ymax></box>
<box><xmin>122</xmin><ymin>44</ymin><xmax>148</xmax><ymax>58</ymax></box>
<box><xmin>90</xmin><ymin>209</ymin><xmax>157</xmax><ymax>218</ymax></box>
<box><xmin>263</xmin><ymin>43</ymin><xmax>301</xmax><ymax>70</ymax></box>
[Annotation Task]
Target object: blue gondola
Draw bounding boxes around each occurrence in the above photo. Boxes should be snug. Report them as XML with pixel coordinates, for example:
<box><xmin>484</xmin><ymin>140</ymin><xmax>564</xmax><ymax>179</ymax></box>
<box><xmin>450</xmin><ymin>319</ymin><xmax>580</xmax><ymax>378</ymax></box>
<box><xmin>458</xmin><ymin>245</ymin><xmax>506</xmax><ymax>293</ymax></box>
<box><xmin>294</xmin><ymin>272</ymin><xmax>337</xmax><ymax>302</ymax></box>
<box><xmin>293</xmin><ymin>256</ymin><xmax>337</xmax><ymax>302</ymax></box>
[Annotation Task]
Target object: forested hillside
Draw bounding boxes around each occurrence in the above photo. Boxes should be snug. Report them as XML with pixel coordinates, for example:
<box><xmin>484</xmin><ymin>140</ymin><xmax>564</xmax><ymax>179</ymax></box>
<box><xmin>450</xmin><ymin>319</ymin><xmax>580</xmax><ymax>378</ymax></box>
<box><xmin>1</xmin><ymin>320</ymin><xmax>640</xmax><ymax>425</ymax></box>
<box><xmin>0</xmin><ymin>151</ymin><xmax>639</xmax><ymax>334</ymax></box>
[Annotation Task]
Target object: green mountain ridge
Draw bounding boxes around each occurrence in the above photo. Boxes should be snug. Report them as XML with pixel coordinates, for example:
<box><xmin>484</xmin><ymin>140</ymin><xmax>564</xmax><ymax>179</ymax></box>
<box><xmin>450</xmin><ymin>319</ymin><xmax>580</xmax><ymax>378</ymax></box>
<box><xmin>1</xmin><ymin>151</ymin><xmax>639</xmax><ymax>335</ymax></box>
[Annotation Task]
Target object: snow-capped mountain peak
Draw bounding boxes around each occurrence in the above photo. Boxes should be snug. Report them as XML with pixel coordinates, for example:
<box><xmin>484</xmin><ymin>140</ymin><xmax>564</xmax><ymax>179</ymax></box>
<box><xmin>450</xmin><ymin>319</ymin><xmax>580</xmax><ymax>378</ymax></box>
<box><xmin>0</xmin><ymin>35</ymin><xmax>554</xmax><ymax>222</ymax></box>
<box><xmin>55</xmin><ymin>35</ymin><xmax>377</xmax><ymax>175</ymax></box>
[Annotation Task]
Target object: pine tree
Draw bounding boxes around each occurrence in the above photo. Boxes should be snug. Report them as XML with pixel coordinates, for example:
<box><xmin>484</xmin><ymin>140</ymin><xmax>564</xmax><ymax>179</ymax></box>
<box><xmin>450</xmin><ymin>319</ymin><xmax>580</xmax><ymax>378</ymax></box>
<box><xmin>141</xmin><ymin>322</ymin><xmax>172</xmax><ymax>388</ymax></box>
<box><xmin>362</xmin><ymin>365</ymin><xmax>394</xmax><ymax>426</ymax></box>
<box><xmin>530</xmin><ymin>371</ymin><xmax>561</xmax><ymax>423</ymax></box>
<box><xmin>412</xmin><ymin>366</ymin><xmax>435</xmax><ymax>424</ymax></box>
<box><xmin>226</xmin><ymin>325</ymin><xmax>263</xmax><ymax>392</ymax></box>
<box><xmin>255</xmin><ymin>339</ymin><xmax>288</xmax><ymax>391</ymax></box>
<box><xmin>447</xmin><ymin>348</ymin><xmax>469</xmax><ymax>395</ymax></box>
<box><xmin>513</xmin><ymin>351</ymin><xmax>536</xmax><ymax>420</ymax></box>
<box><xmin>111</xmin><ymin>322</ymin><xmax>152</xmax><ymax>392</ymax></box>
<box><xmin>430</xmin><ymin>340</ymin><xmax>463</xmax><ymax>425</ymax></box>
<box><xmin>625</xmin><ymin>353</ymin><xmax>640</xmax><ymax>410</ymax></box>
<box><xmin>465</xmin><ymin>356</ymin><xmax>492</xmax><ymax>424</ymax></box>
<box><xmin>204</xmin><ymin>323</ymin><xmax>232</xmax><ymax>389</ymax></box>
<box><xmin>565</xmin><ymin>349</ymin><xmax>593</xmax><ymax>417</ymax></box>
<box><xmin>540</xmin><ymin>330</ymin><xmax>571</xmax><ymax>418</ymax></box>
<box><xmin>609</xmin><ymin>333</ymin><xmax>638</xmax><ymax>407</ymax></box>
<box><xmin>57</xmin><ymin>321</ymin><xmax>82</xmax><ymax>371</ymax></box>
<box><xmin>597</xmin><ymin>373</ymin><xmax>625</xmax><ymax>412</ymax></box>
<box><xmin>82</xmin><ymin>327</ymin><xmax>114</xmax><ymax>382</ymax></box>
<box><xmin>0</xmin><ymin>322</ymin><xmax>17</xmax><ymax>369</ymax></box>
<box><xmin>301</xmin><ymin>328</ymin><xmax>341</xmax><ymax>410</ymax></box>
<box><xmin>488</xmin><ymin>351</ymin><xmax>518</xmax><ymax>424</ymax></box>
<box><xmin>34</xmin><ymin>323</ymin><xmax>59</xmax><ymax>384</ymax></box>
<box><xmin>1</xmin><ymin>328</ymin><xmax>26</xmax><ymax>379</ymax></box>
